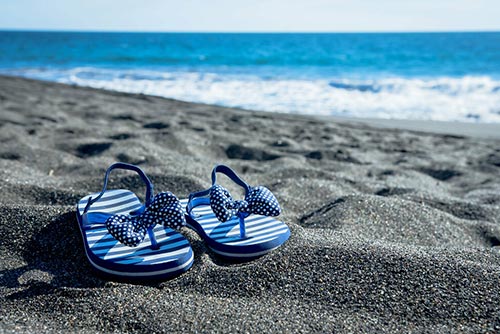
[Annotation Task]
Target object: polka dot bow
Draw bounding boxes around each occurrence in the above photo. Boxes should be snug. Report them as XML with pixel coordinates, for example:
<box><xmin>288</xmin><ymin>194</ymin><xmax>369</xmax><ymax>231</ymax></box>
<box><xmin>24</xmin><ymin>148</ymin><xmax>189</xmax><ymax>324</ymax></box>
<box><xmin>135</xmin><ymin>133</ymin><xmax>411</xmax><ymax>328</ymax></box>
<box><xmin>106</xmin><ymin>192</ymin><xmax>186</xmax><ymax>247</ymax></box>
<box><xmin>210</xmin><ymin>184</ymin><xmax>281</xmax><ymax>222</ymax></box>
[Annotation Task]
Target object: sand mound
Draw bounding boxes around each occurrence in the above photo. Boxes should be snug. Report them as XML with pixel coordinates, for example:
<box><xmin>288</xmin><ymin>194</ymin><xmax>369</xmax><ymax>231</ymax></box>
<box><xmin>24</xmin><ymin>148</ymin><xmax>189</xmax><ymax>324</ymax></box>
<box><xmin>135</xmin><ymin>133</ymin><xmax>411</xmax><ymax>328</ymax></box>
<box><xmin>1</xmin><ymin>76</ymin><xmax>500</xmax><ymax>333</ymax></box>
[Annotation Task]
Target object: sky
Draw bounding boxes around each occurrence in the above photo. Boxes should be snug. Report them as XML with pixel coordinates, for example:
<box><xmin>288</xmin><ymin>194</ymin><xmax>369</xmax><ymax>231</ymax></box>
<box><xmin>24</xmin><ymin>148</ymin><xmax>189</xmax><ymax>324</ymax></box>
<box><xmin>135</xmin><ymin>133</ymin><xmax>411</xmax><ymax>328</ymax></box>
<box><xmin>0</xmin><ymin>0</ymin><xmax>499</xmax><ymax>32</ymax></box>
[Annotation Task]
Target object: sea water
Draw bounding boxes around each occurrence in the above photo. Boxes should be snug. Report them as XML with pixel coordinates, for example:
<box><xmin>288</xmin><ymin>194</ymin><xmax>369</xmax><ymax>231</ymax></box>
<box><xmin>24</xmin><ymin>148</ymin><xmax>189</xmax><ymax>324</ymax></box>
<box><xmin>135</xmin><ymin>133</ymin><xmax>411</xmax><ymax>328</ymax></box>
<box><xmin>1</xmin><ymin>31</ymin><xmax>499</xmax><ymax>122</ymax></box>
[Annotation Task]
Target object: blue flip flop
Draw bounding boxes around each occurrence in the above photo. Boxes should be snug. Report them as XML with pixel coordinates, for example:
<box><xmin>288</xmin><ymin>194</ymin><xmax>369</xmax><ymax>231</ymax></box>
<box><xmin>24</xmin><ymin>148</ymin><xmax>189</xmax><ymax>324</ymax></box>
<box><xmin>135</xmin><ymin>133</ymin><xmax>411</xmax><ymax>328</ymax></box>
<box><xmin>76</xmin><ymin>162</ymin><xmax>194</xmax><ymax>280</ymax></box>
<box><xmin>184</xmin><ymin>165</ymin><xmax>290</xmax><ymax>259</ymax></box>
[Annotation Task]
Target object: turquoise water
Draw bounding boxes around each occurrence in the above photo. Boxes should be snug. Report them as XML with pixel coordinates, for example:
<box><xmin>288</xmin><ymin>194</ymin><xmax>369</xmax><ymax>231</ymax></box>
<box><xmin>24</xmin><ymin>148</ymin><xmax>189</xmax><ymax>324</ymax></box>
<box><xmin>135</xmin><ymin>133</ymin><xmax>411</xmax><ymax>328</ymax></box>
<box><xmin>1</xmin><ymin>31</ymin><xmax>499</xmax><ymax>121</ymax></box>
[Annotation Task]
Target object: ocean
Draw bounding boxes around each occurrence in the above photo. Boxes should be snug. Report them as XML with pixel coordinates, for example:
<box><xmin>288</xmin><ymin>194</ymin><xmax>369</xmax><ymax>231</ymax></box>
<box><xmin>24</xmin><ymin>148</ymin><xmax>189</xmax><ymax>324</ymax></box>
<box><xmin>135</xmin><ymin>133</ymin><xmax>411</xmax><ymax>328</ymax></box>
<box><xmin>1</xmin><ymin>31</ymin><xmax>499</xmax><ymax>122</ymax></box>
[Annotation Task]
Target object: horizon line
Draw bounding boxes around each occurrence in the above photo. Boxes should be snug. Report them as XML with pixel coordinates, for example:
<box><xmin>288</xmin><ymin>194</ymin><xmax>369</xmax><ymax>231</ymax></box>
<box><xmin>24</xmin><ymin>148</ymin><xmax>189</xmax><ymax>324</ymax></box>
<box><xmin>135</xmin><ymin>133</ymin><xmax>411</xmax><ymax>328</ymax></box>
<box><xmin>1</xmin><ymin>28</ymin><xmax>499</xmax><ymax>34</ymax></box>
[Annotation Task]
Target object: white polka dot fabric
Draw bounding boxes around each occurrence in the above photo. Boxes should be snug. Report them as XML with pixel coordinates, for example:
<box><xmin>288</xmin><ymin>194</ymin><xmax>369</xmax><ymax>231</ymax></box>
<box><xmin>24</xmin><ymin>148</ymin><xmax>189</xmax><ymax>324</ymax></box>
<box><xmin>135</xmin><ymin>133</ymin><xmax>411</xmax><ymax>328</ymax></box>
<box><xmin>105</xmin><ymin>192</ymin><xmax>186</xmax><ymax>247</ymax></box>
<box><xmin>210</xmin><ymin>185</ymin><xmax>281</xmax><ymax>222</ymax></box>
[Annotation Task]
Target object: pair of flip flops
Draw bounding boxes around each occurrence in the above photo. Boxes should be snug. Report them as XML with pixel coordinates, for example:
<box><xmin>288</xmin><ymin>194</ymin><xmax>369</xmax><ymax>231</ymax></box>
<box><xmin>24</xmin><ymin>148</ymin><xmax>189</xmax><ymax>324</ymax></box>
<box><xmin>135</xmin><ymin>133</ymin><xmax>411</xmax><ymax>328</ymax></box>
<box><xmin>76</xmin><ymin>163</ymin><xmax>290</xmax><ymax>280</ymax></box>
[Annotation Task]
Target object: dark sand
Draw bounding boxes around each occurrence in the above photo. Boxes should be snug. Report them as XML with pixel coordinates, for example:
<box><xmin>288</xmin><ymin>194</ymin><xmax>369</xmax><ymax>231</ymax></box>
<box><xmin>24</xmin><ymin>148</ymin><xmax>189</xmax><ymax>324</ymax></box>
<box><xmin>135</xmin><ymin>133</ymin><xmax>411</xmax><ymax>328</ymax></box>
<box><xmin>1</xmin><ymin>75</ymin><xmax>500</xmax><ymax>333</ymax></box>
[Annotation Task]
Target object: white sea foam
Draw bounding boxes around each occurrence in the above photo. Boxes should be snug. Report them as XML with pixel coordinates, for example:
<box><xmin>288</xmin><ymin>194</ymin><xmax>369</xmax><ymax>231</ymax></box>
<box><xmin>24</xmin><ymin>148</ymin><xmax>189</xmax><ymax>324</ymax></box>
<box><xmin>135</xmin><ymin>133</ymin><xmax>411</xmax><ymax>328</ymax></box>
<box><xmin>7</xmin><ymin>67</ymin><xmax>500</xmax><ymax>122</ymax></box>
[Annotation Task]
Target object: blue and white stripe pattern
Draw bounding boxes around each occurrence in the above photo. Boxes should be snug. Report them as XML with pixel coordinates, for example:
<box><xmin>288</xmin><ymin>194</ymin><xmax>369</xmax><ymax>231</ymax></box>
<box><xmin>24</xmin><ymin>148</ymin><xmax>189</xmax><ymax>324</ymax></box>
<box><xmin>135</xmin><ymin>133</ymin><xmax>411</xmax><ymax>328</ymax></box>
<box><xmin>76</xmin><ymin>189</ymin><xmax>193</xmax><ymax>279</ymax></box>
<box><xmin>78</xmin><ymin>189</ymin><xmax>142</xmax><ymax>217</ymax></box>
<box><xmin>184</xmin><ymin>198</ymin><xmax>290</xmax><ymax>258</ymax></box>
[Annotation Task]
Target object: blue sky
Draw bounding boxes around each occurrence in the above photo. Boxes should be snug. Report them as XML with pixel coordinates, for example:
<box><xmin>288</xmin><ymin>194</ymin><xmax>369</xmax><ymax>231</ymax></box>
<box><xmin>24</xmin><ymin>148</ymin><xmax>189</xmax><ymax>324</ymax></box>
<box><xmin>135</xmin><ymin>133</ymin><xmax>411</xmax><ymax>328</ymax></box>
<box><xmin>0</xmin><ymin>0</ymin><xmax>499</xmax><ymax>32</ymax></box>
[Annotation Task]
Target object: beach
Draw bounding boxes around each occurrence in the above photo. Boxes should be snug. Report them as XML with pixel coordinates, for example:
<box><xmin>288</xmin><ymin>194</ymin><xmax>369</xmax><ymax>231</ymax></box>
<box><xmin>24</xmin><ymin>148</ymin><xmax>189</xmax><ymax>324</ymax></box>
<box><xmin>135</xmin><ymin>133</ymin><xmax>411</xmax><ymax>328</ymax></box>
<box><xmin>1</xmin><ymin>75</ymin><xmax>500</xmax><ymax>333</ymax></box>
